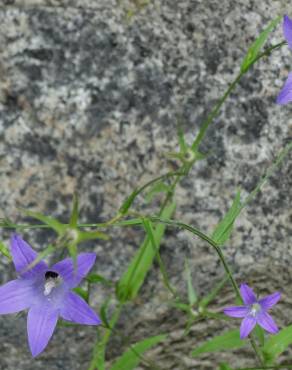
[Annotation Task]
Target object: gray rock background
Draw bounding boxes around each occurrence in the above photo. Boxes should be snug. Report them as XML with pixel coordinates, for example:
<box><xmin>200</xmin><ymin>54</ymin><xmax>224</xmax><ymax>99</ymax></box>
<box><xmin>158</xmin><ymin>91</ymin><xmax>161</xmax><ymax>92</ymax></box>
<box><xmin>0</xmin><ymin>0</ymin><xmax>291</xmax><ymax>369</ymax></box>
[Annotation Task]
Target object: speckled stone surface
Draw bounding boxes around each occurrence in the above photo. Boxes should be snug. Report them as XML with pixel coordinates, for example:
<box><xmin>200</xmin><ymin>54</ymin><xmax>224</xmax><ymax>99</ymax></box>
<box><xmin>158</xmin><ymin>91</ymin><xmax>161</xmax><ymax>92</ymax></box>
<box><xmin>0</xmin><ymin>0</ymin><xmax>291</xmax><ymax>369</ymax></box>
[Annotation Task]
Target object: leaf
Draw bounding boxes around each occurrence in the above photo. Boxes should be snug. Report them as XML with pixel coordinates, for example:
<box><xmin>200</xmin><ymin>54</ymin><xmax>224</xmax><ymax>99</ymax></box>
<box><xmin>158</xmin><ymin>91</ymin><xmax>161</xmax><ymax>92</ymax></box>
<box><xmin>262</xmin><ymin>325</ymin><xmax>292</xmax><ymax>364</ymax></box>
<box><xmin>119</xmin><ymin>188</ymin><xmax>139</xmax><ymax>215</ymax></box>
<box><xmin>254</xmin><ymin>324</ymin><xmax>265</xmax><ymax>347</ymax></box>
<box><xmin>117</xmin><ymin>202</ymin><xmax>176</xmax><ymax>302</ymax></box>
<box><xmin>69</xmin><ymin>193</ymin><xmax>79</xmax><ymax>228</ymax></box>
<box><xmin>177</xmin><ymin>125</ymin><xmax>188</xmax><ymax>153</ymax></box>
<box><xmin>219</xmin><ymin>363</ymin><xmax>233</xmax><ymax>370</ymax></box>
<box><xmin>192</xmin><ymin>329</ymin><xmax>247</xmax><ymax>357</ymax></box>
<box><xmin>212</xmin><ymin>191</ymin><xmax>241</xmax><ymax>245</ymax></box>
<box><xmin>77</xmin><ymin>230</ymin><xmax>109</xmax><ymax>242</ymax></box>
<box><xmin>21</xmin><ymin>209</ymin><xmax>64</xmax><ymax>235</ymax></box>
<box><xmin>0</xmin><ymin>242</ymin><xmax>12</xmax><ymax>261</ymax></box>
<box><xmin>145</xmin><ymin>182</ymin><xmax>170</xmax><ymax>203</ymax></box>
<box><xmin>110</xmin><ymin>335</ymin><xmax>166</xmax><ymax>370</ymax></box>
<box><xmin>185</xmin><ymin>259</ymin><xmax>197</xmax><ymax>306</ymax></box>
<box><xmin>241</xmin><ymin>16</ymin><xmax>281</xmax><ymax>72</ymax></box>
<box><xmin>87</xmin><ymin>273</ymin><xmax>113</xmax><ymax>286</ymax></box>
<box><xmin>200</xmin><ymin>275</ymin><xmax>228</xmax><ymax>309</ymax></box>
<box><xmin>99</xmin><ymin>298</ymin><xmax>111</xmax><ymax>329</ymax></box>
<box><xmin>73</xmin><ymin>287</ymin><xmax>89</xmax><ymax>302</ymax></box>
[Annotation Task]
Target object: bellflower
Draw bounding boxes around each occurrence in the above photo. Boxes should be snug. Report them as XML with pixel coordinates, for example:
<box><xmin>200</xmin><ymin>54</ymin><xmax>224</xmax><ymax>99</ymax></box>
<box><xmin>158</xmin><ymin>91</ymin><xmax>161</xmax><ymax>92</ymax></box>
<box><xmin>0</xmin><ymin>234</ymin><xmax>101</xmax><ymax>357</ymax></box>
<box><xmin>223</xmin><ymin>283</ymin><xmax>280</xmax><ymax>339</ymax></box>
<box><xmin>277</xmin><ymin>15</ymin><xmax>292</xmax><ymax>104</ymax></box>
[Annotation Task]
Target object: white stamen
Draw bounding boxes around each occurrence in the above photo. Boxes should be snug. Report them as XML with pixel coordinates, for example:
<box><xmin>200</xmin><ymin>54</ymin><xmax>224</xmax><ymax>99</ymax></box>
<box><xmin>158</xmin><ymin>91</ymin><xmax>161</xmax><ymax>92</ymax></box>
<box><xmin>250</xmin><ymin>303</ymin><xmax>261</xmax><ymax>317</ymax></box>
<box><xmin>44</xmin><ymin>280</ymin><xmax>57</xmax><ymax>296</ymax></box>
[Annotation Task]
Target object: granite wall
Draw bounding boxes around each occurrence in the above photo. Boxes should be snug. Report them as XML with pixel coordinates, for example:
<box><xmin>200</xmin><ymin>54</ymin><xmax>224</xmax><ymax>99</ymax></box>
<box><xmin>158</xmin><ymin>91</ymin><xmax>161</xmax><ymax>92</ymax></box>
<box><xmin>0</xmin><ymin>0</ymin><xmax>291</xmax><ymax>369</ymax></box>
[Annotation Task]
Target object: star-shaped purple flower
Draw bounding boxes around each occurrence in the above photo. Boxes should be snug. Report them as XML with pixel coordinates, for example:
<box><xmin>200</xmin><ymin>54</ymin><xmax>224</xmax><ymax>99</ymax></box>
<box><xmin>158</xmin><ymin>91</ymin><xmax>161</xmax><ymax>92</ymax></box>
<box><xmin>223</xmin><ymin>283</ymin><xmax>280</xmax><ymax>339</ymax></box>
<box><xmin>277</xmin><ymin>15</ymin><xmax>292</xmax><ymax>104</ymax></box>
<box><xmin>0</xmin><ymin>234</ymin><xmax>101</xmax><ymax>357</ymax></box>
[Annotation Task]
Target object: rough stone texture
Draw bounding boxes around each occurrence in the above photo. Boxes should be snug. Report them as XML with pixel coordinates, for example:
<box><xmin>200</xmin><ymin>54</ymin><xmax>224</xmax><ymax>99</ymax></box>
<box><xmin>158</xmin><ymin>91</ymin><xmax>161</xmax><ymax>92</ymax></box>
<box><xmin>0</xmin><ymin>0</ymin><xmax>291</xmax><ymax>369</ymax></box>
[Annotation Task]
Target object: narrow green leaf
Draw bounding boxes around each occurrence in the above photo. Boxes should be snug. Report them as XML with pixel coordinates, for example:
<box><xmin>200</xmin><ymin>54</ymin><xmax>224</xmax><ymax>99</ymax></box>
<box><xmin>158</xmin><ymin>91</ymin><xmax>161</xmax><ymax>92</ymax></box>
<box><xmin>254</xmin><ymin>324</ymin><xmax>265</xmax><ymax>347</ymax></box>
<box><xmin>263</xmin><ymin>325</ymin><xmax>292</xmax><ymax>364</ymax></box>
<box><xmin>87</xmin><ymin>273</ymin><xmax>113</xmax><ymax>286</ymax></box>
<box><xmin>192</xmin><ymin>329</ymin><xmax>246</xmax><ymax>357</ymax></box>
<box><xmin>241</xmin><ymin>16</ymin><xmax>281</xmax><ymax>72</ymax></box>
<box><xmin>25</xmin><ymin>244</ymin><xmax>54</xmax><ymax>273</ymax></box>
<box><xmin>110</xmin><ymin>335</ymin><xmax>166</xmax><ymax>370</ymax></box>
<box><xmin>212</xmin><ymin>191</ymin><xmax>241</xmax><ymax>245</ymax></box>
<box><xmin>77</xmin><ymin>230</ymin><xmax>109</xmax><ymax>242</ymax></box>
<box><xmin>119</xmin><ymin>188</ymin><xmax>139</xmax><ymax>215</ymax></box>
<box><xmin>145</xmin><ymin>182</ymin><xmax>170</xmax><ymax>203</ymax></box>
<box><xmin>200</xmin><ymin>275</ymin><xmax>228</xmax><ymax>308</ymax></box>
<box><xmin>73</xmin><ymin>287</ymin><xmax>89</xmax><ymax>302</ymax></box>
<box><xmin>177</xmin><ymin>125</ymin><xmax>188</xmax><ymax>153</ymax></box>
<box><xmin>171</xmin><ymin>302</ymin><xmax>191</xmax><ymax>313</ymax></box>
<box><xmin>142</xmin><ymin>218</ymin><xmax>176</xmax><ymax>296</ymax></box>
<box><xmin>0</xmin><ymin>242</ymin><xmax>12</xmax><ymax>261</ymax></box>
<box><xmin>99</xmin><ymin>298</ymin><xmax>111</xmax><ymax>329</ymax></box>
<box><xmin>21</xmin><ymin>209</ymin><xmax>64</xmax><ymax>235</ymax></box>
<box><xmin>69</xmin><ymin>193</ymin><xmax>79</xmax><ymax>228</ymax></box>
<box><xmin>117</xmin><ymin>202</ymin><xmax>176</xmax><ymax>302</ymax></box>
<box><xmin>185</xmin><ymin>259</ymin><xmax>197</xmax><ymax>306</ymax></box>
<box><xmin>68</xmin><ymin>242</ymin><xmax>78</xmax><ymax>263</ymax></box>
<box><xmin>219</xmin><ymin>363</ymin><xmax>233</xmax><ymax>370</ymax></box>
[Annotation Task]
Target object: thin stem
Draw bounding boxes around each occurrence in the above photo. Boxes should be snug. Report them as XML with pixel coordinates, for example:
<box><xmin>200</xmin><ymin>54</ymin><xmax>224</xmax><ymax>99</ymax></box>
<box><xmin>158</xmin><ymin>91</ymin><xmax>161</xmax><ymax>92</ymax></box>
<box><xmin>191</xmin><ymin>41</ymin><xmax>286</xmax><ymax>151</ymax></box>
<box><xmin>88</xmin><ymin>304</ymin><xmax>123</xmax><ymax>370</ymax></box>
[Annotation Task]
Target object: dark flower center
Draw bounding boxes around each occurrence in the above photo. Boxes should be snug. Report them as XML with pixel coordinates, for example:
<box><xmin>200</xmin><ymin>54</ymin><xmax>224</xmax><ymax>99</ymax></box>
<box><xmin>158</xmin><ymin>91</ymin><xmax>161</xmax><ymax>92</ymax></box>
<box><xmin>45</xmin><ymin>271</ymin><xmax>59</xmax><ymax>280</ymax></box>
<box><xmin>44</xmin><ymin>271</ymin><xmax>60</xmax><ymax>296</ymax></box>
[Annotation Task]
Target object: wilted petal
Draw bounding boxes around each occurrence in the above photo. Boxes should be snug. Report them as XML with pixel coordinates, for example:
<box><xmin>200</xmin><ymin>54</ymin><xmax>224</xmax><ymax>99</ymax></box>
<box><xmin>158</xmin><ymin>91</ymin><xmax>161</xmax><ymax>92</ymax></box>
<box><xmin>10</xmin><ymin>234</ymin><xmax>47</xmax><ymax>276</ymax></box>
<box><xmin>259</xmin><ymin>292</ymin><xmax>281</xmax><ymax>310</ymax></box>
<box><xmin>224</xmin><ymin>306</ymin><xmax>249</xmax><ymax>318</ymax></box>
<box><xmin>0</xmin><ymin>279</ymin><xmax>35</xmax><ymax>314</ymax></box>
<box><xmin>283</xmin><ymin>15</ymin><xmax>292</xmax><ymax>49</ymax></box>
<box><xmin>60</xmin><ymin>291</ymin><xmax>101</xmax><ymax>325</ymax></box>
<box><xmin>240</xmin><ymin>316</ymin><xmax>256</xmax><ymax>339</ymax></box>
<box><xmin>27</xmin><ymin>304</ymin><xmax>58</xmax><ymax>357</ymax></box>
<box><xmin>51</xmin><ymin>253</ymin><xmax>96</xmax><ymax>288</ymax></box>
<box><xmin>276</xmin><ymin>73</ymin><xmax>292</xmax><ymax>105</ymax></box>
<box><xmin>257</xmin><ymin>311</ymin><xmax>279</xmax><ymax>334</ymax></box>
<box><xmin>240</xmin><ymin>283</ymin><xmax>257</xmax><ymax>305</ymax></box>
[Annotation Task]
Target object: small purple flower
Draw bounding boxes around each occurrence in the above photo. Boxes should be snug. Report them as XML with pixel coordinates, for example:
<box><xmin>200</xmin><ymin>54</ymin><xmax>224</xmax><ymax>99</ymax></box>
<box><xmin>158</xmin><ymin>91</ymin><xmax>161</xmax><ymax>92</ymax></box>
<box><xmin>0</xmin><ymin>234</ymin><xmax>101</xmax><ymax>357</ymax></box>
<box><xmin>224</xmin><ymin>283</ymin><xmax>280</xmax><ymax>339</ymax></box>
<box><xmin>277</xmin><ymin>15</ymin><xmax>292</xmax><ymax>104</ymax></box>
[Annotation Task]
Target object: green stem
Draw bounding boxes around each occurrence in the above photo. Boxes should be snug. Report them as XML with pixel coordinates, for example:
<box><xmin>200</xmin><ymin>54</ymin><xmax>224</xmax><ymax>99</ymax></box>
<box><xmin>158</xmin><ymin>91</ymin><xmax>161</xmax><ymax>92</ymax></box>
<box><xmin>88</xmin><ymin>304</ymin><xmax>123</xmax><ymax>370</ymax></box>
<box><xmin>191</xmin><ymin>41</ymin><xmax>286</xmax><ymax>151</ymax></box>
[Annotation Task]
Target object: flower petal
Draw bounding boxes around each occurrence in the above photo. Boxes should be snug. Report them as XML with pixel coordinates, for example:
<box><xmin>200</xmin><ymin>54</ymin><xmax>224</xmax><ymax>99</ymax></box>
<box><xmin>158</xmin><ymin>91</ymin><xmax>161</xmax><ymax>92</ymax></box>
<box><xmin>240</xmin><ymin>283</ymin><xmax>257</xmax><ymax>305</ymax></box>
<box><xmin>276</xmin><ymin>73</ymin><xmax>292</xmax><ymax>105</ymax></box>
<box><xmin>51</xmin><ymin>253</ymin><xmax>96</xmax><ymax>288</ymax></box>
<box><xmin>257</xmin><ymin>311</ymin><xmax>279</xmax><ymax>334</ymax></box>
<box><xmin>259</xmin><ymin>292</ymin><xmax>281</xmax><ymax>310</ymax></box>
<box><xmin>60</xmin><ymin>291</ymin><xmax>101</xmax><ymax>325</ymax></box>
<box><xmin>27</xmin><ymin>304</ymin><xmax>59</xmax><ymax>357</ymax></box>
<box><xmin>10</xmin><ymin>234</ymin><xmax>47</xmax><ymax>277</ymax></box>
<box><xmin>0</xmin><ymin>279</ymin><xmax>35</xmax><ymax>314</ymax></box>
<box><xmin>224</xmin><ymin>306</ymin><xmax>249</xmax><ymax>318</ymax></box>
<box><xmin>283</xmin><ymin>15</ymin><xmax>292</xmax><ymax>49</ymax></box>
<box><xmin>240</xmin><ymin>316</ymin><xmax>256</xmax><ymax>339</ymax></box>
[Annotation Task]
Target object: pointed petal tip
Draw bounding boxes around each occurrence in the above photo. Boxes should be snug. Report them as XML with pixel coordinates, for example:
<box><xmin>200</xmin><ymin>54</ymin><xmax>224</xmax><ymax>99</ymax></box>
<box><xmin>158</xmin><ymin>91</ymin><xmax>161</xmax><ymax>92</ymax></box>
<box><xmin>283</xmin><ymin>14</ymin><xmax>292</xmax><ymax>49</ymax></box>
<box><xmin>240</xmin><ymin>283</ymin><xmax>257</xmax><ymax>305</ymax></box>
<box><xmin>257</xmin><ymin>311</ymin><xmax>279</xmax><ymax>334</ymax></box>
<box><xmin>240</xmin><ymin>316</ymin><xmax>256</xmax><ymax>339</ymax></box>
<box><xmin>223</xmin><ymin>306</ymin><xmax>249</xmax><ymax>318</ymax></box>
<box><xmin>60</xmin><ymin>291</ymin><xmax>101</xmax><ymax>326</ymax></box>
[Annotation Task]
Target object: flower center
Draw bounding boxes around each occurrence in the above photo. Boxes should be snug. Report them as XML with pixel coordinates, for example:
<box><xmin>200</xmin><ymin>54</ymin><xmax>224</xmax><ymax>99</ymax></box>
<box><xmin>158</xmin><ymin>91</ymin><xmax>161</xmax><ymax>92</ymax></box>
<box><xmin>250</xmin><ymin>303</ymin><xmax>261</xmax><ymax>317</ymax></box>
<box><xmin>44</xmin><ymin>271</ymin><xmax>60</xmax><ymax>296</ymax></box>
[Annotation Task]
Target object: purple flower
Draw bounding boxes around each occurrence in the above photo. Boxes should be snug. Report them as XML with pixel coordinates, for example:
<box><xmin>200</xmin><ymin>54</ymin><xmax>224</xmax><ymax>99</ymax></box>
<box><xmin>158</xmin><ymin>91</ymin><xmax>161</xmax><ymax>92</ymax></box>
<box><xmin>277</xmin><ymin>15</ymin><xmax>292</xmax><ymax>104</ymax></box>
<box><xmin>223</xmin><ymin>283</ymin><xmax>280</xmax><ymax>339</ymax></box>
<box><xmin>0</xmin><ymin>234</ymin><xmax>101</xmax><ymax>357</ymax></box>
